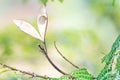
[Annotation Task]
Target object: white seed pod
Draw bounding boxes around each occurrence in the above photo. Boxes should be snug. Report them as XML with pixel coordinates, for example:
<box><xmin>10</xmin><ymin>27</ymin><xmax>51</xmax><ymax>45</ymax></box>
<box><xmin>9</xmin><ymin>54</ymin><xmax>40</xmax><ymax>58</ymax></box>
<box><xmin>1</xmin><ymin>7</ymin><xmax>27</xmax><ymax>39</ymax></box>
<box><xmin>13</xmin><ymin>6</ymin><xmax>48</xmax><ymax>42</ymax></box>
<box><xmin>13</xmin><ymin>19</ymin><xmax>42</xmax><ymax>41</ymax></box>
<box><xmin>37</xmin><ymin>6</ymin><xmax>48</xmax><ymax>41</ymax></box>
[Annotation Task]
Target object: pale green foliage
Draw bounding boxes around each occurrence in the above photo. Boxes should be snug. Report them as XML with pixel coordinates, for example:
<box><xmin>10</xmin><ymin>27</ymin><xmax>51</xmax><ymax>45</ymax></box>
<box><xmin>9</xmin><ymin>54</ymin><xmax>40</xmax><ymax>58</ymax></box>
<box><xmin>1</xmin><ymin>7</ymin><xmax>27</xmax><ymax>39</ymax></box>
<box><xmin>114</xmin><ymin>55</ymin><xmax>120</xmax><ymax>79</ymax></box>
<box><xmin>69</xmin><ymin>68</ymin><xmax>93</xmax><ymax>80</ymax></box>
<box><xmin>97</xmin><ymin>35</ymin><xmax>120</xmax><ymax>80</ymax></box>
<box><xmin>49</xmin><ymin>68</ymin><xmax>93</xmax><ymax>80</ymax></box>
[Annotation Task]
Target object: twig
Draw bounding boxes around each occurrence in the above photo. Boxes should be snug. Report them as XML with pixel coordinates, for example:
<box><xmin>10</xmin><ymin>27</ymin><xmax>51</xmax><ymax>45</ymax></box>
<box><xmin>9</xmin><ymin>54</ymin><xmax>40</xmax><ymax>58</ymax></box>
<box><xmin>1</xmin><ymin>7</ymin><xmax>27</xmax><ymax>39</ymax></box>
<box><xmin>54</xmin><ymin>41</ymin><xmax>79</xmax><ymax>69</ymax></box>
<box><xmin>38</xmin><ymin>42</ymin><xmax>67</xmax><ymax>75</ymax></box>
<box><xmin>0</xmin><ymin>63</ymin><xmax>49</xmax><ymax>79</ymax></box>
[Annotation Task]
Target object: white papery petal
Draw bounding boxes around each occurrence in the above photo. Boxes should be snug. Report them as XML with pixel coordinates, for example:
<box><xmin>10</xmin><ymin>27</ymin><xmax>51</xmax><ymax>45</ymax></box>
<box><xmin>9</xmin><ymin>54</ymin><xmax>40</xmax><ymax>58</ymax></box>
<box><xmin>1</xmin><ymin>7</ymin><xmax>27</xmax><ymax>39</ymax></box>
<box><xmin>13</xmin><ymin>19</ymin><xmax>42</xmax><ymax>41</ymax></box>
<box><xmin>37</xmin><ymin>6</ymin><xmax>48</xmax><ymax>42</ymax></box>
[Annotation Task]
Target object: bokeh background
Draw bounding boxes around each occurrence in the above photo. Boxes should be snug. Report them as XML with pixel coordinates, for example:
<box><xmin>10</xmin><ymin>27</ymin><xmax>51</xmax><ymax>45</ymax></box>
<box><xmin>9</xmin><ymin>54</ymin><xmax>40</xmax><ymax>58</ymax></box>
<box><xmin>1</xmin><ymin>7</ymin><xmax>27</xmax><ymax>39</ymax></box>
<box><xmin>0</xmin><ymin>0</ymin><xmax>120</xmax><ymax>79</ymax></box>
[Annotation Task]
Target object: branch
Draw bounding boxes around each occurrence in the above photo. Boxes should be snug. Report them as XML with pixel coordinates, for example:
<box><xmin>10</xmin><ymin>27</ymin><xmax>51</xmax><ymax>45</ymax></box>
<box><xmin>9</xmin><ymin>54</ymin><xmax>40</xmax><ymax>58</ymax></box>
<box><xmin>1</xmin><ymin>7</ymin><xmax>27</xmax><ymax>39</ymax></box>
<box><xmin>54</xmin><ymin>41</ymin><xmax>79</xmax><ymax>69</ymax></box>
<box><xmin>0</xmin><ymin>63</ymin><xmax>49</xmax><ymax>79</ymax></box>
<box><xmin>38</xmin><ymin>42</ymin><xmax>67</xmax><ymax>75</ymax></box>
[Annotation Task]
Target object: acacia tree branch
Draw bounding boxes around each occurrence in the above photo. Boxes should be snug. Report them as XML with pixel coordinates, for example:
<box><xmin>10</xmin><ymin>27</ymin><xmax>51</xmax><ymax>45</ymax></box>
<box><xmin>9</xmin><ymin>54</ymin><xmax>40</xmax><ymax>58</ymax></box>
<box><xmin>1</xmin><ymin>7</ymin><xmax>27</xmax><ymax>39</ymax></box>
<box><xmin>0</xmin><ymin>63</ymin><xmax>49</xmax><ymax>79</ymax></box>
<box><xmin>54</xmin><ymin>41</ymin><xmax>79</xmax><ymax>69</ymax></box>
<box><xmin>38</xmin><ymin>42</ymin><xmax>67</xmax><ymax>75</ymax></box>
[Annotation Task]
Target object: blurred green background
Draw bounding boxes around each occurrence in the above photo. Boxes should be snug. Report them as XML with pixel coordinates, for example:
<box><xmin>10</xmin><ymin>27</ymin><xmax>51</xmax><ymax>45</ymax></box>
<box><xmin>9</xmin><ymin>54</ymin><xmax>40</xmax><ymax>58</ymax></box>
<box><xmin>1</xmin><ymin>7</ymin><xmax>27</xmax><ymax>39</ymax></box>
<box><xmin>0</xmin><ymin>0</ymin><xmax>120</xmax><ymax>79</ymax></box>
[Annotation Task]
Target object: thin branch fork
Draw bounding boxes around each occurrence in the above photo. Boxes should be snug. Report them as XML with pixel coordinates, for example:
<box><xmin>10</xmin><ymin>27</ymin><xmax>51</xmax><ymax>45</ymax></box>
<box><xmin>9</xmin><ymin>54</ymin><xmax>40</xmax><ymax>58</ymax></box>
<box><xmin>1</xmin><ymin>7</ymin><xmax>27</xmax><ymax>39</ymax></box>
<box><xmin>54</xmin><ymin>41</ymin><xmax>79</xmax><ymax>69</ymax></box>
<box><xmin>38</xmin><ymin>42</ymin><xmax>67</xmax><ymax>75</ymax></box>
<box><xmin>0</xmin><ymin>63</ymin><xmax>49</xmax><ymax>79</ymax></box>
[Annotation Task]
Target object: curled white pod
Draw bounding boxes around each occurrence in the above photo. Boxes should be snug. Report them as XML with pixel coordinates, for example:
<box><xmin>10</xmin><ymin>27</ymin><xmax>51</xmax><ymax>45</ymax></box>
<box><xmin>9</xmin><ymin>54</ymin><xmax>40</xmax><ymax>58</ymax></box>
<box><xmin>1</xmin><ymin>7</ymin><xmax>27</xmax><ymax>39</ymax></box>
<box><xmin>37</xmin><ymin>6</ymin><xmax>48</xmax><ymax>42</ymax></box>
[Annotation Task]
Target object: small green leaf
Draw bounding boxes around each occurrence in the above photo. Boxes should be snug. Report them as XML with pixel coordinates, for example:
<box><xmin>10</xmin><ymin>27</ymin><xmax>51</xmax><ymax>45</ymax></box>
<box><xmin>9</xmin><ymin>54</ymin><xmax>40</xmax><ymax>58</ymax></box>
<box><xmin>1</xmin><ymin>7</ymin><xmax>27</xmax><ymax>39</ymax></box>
<box><xmin>112</xmin><ymin>0</ymin><xmax>115</xmax><ymax>6</ymax></box>
<box><xmin>59</xmin><ymin>0</ymin><xmax>64</xmax><ymax>3</ymax></box>
<box><xmin>39</xmin><ymin>0</ymin><xmax>48</xmax><ymax>6</ymax></box>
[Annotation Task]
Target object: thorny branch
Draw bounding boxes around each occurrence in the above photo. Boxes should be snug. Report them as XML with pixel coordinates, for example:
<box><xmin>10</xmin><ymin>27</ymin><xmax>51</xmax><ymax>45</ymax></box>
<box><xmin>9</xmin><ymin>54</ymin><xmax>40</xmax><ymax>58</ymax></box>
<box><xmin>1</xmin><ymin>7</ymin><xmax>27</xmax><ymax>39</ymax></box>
<box><xmin>54</xmin><ymin>41</ymin><xmax>79</xmax><ymax>69</ymax></box>
<box><xmin>0</xmin><ymin>63</ymin><xmax>49</xmax><ymax>79</ymax></box>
